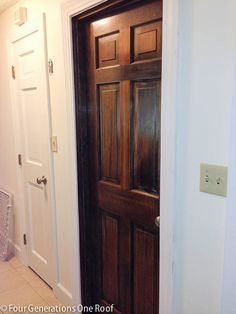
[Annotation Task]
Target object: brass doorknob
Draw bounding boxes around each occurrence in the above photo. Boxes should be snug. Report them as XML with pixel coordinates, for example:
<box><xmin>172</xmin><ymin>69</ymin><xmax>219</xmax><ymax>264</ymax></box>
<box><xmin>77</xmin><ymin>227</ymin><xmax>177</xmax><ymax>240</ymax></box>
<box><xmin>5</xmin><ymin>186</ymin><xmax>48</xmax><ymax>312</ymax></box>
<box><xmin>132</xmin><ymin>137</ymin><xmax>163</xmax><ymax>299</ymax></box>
<box><xmin>155</xmin><ymin>216</ymin><xmax>160</xmax><ymax>228</ymax></box>
<box><xmin>36</xmin><ymin>176</ymin><xmax>47</xmax><ymax>185</ymax></box>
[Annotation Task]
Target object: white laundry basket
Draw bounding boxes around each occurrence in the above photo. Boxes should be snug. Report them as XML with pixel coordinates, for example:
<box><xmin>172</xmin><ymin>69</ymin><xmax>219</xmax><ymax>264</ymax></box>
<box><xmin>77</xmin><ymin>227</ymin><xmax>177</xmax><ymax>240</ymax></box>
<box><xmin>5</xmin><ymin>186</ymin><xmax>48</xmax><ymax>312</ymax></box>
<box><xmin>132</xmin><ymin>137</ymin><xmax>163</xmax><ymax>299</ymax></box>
<box><xmin>0</xmin><ymin>189</ymin><xmax>13</xmax><ymax>261</ymax></box>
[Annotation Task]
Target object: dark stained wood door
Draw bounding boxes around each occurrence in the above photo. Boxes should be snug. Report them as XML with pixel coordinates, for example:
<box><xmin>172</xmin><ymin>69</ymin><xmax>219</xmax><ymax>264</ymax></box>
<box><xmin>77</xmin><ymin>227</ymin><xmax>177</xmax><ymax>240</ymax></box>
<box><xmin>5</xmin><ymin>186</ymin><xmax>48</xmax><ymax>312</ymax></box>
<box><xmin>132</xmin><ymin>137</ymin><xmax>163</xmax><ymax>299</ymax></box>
<box><xmin>74</xmin><ymin>1</ymin><xmax>162</xmax><ymax>313</ymax></box>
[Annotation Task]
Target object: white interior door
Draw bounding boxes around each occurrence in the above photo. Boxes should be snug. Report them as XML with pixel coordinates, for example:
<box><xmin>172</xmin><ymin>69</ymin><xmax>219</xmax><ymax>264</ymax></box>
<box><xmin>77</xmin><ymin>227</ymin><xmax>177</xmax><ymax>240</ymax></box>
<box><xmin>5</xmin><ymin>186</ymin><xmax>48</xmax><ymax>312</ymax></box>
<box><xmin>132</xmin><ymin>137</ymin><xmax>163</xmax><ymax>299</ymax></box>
<box><xmin>11</xmin><ymin>16</ymin><xmax>55</xmax><ymax>287</ymax></box>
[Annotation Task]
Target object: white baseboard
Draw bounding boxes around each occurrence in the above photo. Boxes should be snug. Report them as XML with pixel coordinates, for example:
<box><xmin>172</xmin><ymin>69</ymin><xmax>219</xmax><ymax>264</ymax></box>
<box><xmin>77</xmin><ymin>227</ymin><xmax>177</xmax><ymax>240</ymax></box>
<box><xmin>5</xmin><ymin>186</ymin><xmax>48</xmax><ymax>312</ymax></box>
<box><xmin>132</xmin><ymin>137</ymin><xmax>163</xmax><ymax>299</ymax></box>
<box><xmin>8</xmin><ymin>238</ymin><xmax>21</xmax><ymax>255</ymax></box>
<box><xmin>54</xmin><ymin>282</ymin><xmax>74</xmax><ymax>306</ymax></box>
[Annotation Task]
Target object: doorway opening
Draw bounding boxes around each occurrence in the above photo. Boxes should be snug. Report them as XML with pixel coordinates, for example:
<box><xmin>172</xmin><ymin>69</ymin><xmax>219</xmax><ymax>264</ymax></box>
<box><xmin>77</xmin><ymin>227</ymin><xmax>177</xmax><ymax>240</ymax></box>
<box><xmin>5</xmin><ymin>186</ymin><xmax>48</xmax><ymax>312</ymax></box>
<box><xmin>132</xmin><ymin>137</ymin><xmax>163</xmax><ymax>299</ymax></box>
<box><xmin>72</xmin><ymin>0</ymin><xmax>162</xmax><ymax>312</ymax></box>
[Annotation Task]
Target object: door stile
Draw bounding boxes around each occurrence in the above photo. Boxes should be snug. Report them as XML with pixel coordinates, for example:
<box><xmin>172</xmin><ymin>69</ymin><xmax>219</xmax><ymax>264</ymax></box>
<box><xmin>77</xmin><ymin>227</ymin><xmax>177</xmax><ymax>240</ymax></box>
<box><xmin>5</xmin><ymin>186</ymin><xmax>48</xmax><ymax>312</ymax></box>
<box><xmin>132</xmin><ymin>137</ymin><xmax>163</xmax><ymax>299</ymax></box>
<box><xmin>120</xmin><ymin>80</ymin><xmax>131</xmax><ymax>190</ymax></box>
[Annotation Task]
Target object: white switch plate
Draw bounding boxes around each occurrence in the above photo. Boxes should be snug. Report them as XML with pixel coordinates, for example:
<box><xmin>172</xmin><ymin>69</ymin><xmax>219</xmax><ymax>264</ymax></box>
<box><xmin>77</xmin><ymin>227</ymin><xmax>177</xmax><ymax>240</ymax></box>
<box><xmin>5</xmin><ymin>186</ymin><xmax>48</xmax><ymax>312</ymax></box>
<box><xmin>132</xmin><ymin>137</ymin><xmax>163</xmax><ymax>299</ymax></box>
<box><xmin>14</xmin><ymin>7</ymin><xmax>27</xmax><ymax>26</ymax></box>
<box><xmin>51</xmin><ymin>136</ymin><xmax>58</xmax><ymax>152</ymax></box>
<box><xmin>200</xmin><ymin>163</ymin><xmax>228</xmax><ymax>197</ymax></box>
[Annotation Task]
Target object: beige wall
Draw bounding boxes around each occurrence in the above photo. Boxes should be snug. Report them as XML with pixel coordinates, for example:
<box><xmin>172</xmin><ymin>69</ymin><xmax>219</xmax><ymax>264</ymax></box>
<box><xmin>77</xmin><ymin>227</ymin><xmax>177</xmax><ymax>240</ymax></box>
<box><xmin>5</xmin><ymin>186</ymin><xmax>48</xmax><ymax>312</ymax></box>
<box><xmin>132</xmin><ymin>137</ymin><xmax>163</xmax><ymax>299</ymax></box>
<box><xmin>1</xmin><ymin>0</ymin><xmax>236</xmax><ymax>313</ymax></box>
<box><xmin>174</xmin><ymin>0</ymin><xmax>236</xmax><ymax>313</ymax></box>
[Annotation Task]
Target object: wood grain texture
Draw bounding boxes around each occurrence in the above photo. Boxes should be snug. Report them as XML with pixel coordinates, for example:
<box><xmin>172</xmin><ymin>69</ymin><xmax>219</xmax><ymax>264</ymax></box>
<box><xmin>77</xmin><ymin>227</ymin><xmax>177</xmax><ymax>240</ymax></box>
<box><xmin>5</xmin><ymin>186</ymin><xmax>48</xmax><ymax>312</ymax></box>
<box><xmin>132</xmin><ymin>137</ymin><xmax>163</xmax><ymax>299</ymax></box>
<box><xmin>97</xmin><ymin>32</ymin><xmax>119</xmax><ymax>68</ymax></box>
<box><xmin>133</xmin><ymin>20</ymin><xmax>162</xmax><ymax>62</ymax></box>
<box><xmin>95</xmin><ymin>60</ymin><xmax>161</xmax><ymax>83</ymax></box>
<box><xmin>99</xmin><ymin>84</ymin><xmax>120</xmax><ymax>183</ymax></box>
<box><xmin>98</xmin><ymin>181</ymin><xmax>159</xmax><ymax>229</ymax></box>
<box><xmin>133</xmin><ymin>226</ymin><xmax>159</xmax><ymax>314</ymax></box>
<box><xmin>132</xmin><ymin>80</ymin><xmax>161</xmax><ymax>194</ymax></box>
<box><xmin>102</xmin><ymin>212</ymin><xmax>119</xmax><ymax>305</ymax></box>
<box><xmin>72</xmin><ymin>20</ymin><xmax>95</xmax><ymax>306</ymax></box>
<box><xmin>120</xmin><ymin>81</ymin><xmax>131</xmax><ymax>190</ymax></box>
<box><xmin>73</xmin><ymin>0</ymin><xmax>162</xmax><ymax>312</ymax></box>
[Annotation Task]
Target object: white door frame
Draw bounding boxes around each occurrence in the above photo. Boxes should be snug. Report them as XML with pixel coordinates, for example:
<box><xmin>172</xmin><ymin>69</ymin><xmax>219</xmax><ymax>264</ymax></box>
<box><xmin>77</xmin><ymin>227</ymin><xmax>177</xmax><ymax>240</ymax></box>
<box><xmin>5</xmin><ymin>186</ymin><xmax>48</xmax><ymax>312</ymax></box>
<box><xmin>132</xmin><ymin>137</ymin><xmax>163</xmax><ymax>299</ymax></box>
<box><xmin>7</xmin><ymin>15</ymin><xmax>58</xmax><ymax>290</ymax></box>
<box><xmin>61</xmin><ymin>0</ymin><xmax>179</xmax><ymax>311</ymax></box>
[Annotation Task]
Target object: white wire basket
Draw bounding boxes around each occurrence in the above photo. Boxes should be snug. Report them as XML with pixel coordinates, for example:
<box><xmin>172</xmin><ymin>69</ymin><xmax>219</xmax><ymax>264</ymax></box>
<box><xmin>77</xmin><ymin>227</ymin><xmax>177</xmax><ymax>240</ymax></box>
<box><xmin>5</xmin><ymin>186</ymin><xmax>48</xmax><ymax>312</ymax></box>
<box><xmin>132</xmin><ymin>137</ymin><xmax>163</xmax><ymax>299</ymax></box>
<box><xmin>0</xmin><ymin>189</ymin><xmax>13</xmax><ymax>261</ymax></box>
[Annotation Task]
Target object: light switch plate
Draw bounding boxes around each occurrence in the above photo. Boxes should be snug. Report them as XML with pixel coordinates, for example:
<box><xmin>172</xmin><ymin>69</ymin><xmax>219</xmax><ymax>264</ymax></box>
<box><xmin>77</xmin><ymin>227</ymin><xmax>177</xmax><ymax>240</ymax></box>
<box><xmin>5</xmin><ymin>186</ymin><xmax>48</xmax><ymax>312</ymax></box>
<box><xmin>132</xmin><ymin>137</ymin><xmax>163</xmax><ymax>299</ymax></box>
<box><xmin>51</xmin><ymin>136</ymin><xmax>58</xmax><ymax>152</ymax></box>
<box><xmin>200</xmin><ymin>163</ymin><xmax>228</xmax><ymax>197</ymax></box>
<box><xmin>14</xmin><ymin>7</ymin><xmax>27</xmax><ymax>26</ymax></box>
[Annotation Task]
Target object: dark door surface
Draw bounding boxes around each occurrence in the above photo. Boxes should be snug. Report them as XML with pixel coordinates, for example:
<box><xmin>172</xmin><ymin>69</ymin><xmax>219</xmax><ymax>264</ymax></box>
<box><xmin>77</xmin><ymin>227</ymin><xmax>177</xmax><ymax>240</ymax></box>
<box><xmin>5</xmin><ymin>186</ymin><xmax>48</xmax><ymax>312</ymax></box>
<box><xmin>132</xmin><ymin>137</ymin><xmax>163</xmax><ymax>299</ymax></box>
<box><xmin>79</xmin><ymin>1</ymin><xmax>162</xmax><ymax>313</ymax></box>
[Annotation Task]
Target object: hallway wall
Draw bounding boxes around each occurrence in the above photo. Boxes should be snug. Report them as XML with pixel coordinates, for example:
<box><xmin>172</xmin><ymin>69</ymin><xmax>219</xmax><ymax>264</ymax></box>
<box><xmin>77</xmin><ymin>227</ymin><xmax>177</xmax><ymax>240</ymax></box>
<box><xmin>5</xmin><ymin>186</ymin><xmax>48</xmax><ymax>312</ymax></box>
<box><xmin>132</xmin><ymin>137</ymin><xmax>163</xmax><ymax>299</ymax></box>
<box><xmin>1</xmin><ymin>0</ymin><xmax>236</xmax><ymax>313</ymax></box>
<box><xmin>174</xmin><ymin>0</ymin><xmax>236</xmax><ymax>313</ymax></box>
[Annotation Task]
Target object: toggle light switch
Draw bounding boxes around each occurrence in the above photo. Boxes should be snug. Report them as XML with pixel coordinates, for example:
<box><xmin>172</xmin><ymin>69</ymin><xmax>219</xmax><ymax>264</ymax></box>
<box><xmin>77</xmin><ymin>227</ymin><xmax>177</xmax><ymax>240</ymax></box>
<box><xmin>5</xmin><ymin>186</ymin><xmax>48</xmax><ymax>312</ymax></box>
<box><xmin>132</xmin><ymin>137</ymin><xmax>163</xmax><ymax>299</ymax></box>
<box><xmin>200</xmin><ymin>163</ymin><xmax>228</xmax><ymax>197</ymax></box>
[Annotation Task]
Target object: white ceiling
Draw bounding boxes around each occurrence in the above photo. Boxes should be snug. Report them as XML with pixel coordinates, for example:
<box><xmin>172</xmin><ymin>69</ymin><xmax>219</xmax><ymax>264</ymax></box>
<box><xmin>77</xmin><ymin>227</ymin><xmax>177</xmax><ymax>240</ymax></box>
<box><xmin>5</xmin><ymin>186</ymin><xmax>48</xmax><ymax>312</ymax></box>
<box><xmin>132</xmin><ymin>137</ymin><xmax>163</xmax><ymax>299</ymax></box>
<box><xmin>0</xmin><ymin>0</ymin><xmax>19</xmax><ymax>14</ymax></box>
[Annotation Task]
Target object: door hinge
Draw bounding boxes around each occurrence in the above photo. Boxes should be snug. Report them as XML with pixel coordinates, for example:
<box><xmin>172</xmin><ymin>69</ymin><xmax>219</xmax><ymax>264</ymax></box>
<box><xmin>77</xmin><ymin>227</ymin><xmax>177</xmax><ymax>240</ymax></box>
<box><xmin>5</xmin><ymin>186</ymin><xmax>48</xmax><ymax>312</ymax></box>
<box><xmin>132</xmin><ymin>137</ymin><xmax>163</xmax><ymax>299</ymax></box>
<box><xmin>11</xmin><ymin>66</ymin><xmax>16</xmax><ymax>79</ymax></box>
<box><xmin>48</xmin><ymin>59</ymin><xmax>53</xmax><ymax>75</ymax></box>
<box><xmin>18</xmin><ymin>154</ymin><xmax>22</xmax><ymax>166</ymax></box>
<box><xmin>23</xmin><ymin>234</ymin><xmax>27</xmax><ymax>245</ymax></box>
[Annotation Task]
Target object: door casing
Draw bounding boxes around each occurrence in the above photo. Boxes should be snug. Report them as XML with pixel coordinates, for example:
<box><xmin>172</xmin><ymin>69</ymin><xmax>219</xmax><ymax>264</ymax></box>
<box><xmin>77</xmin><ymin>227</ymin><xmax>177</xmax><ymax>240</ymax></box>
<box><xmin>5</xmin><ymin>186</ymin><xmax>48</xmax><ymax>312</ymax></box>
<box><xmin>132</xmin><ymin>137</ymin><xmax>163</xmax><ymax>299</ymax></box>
<box><xmin>70</xmin><ymin>0</ymin><xmax>178</xmax><ymax>311</ymax></box>
<box><xmin>61</xmin><ymin>0</ymin><xmax>179</xmax><ymax>310</ymax></box>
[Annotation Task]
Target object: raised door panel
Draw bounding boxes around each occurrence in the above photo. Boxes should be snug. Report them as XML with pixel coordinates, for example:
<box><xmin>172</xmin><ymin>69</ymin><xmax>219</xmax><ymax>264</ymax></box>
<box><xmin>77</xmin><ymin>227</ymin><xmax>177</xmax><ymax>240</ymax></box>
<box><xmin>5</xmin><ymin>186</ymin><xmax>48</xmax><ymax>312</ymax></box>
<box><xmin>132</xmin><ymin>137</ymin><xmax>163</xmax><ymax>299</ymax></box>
<box><xmin>27</xmin><ymin>183</ymin><xmax>47</xmax><ymax>264</ymax></box>
<box><xmin>131</xmin><ymin>81</ymin><xmax>161</xmax><ymax>194</ymax></box>
<box><xmin>21</xmin><ymin>89</ymin><xmax>42</xmax><ymax>165</ymax></box>
<box><xmin>97</xmin><ymin>32</ymin><xmax>120</xmax><ymax>68</ymax></box>
<box><xmin>101</xmin><ymin>212</ymin><xmax>120</xmax><ymax>306</ymax></box>
<box><xmin>99</xmin><ymin>84</ymin><xmax>120</xmax><ymax>183</ymax></box>
<box><xmin>132</xmin><ymin>20</ymin><xmax>162</xmax><ymax>62</ymax></box>
<box><xmin>133</xmin><ymin>226</ymin><xmax>159</xmax><ymax>314</ymax></box>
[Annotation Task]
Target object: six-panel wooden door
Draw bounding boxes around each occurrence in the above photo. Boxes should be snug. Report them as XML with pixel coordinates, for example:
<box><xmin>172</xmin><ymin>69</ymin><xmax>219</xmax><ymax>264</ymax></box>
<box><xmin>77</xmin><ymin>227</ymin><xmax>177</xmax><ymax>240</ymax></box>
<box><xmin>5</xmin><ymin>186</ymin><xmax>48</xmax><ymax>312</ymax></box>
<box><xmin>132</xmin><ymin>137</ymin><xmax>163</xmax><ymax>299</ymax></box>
<box><xmin>85</xmin><ymin>1</ymin><xmax>162</xmax><ymax>313</ymax></box>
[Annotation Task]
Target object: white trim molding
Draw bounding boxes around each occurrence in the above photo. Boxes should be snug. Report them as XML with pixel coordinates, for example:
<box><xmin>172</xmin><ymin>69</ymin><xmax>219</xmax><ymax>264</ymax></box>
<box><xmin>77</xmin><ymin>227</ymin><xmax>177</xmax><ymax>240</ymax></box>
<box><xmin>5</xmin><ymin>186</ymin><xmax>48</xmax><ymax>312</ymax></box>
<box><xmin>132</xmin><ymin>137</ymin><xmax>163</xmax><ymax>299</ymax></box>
<box><xmin>160</xmin><ymin>0</ymin><xmax>179</xmax><ymax>313</ymax></box>
<box><xmin>61</xmin><ymin>0</ymin><xmax>180</xmax><ymax>311</ymax></box>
